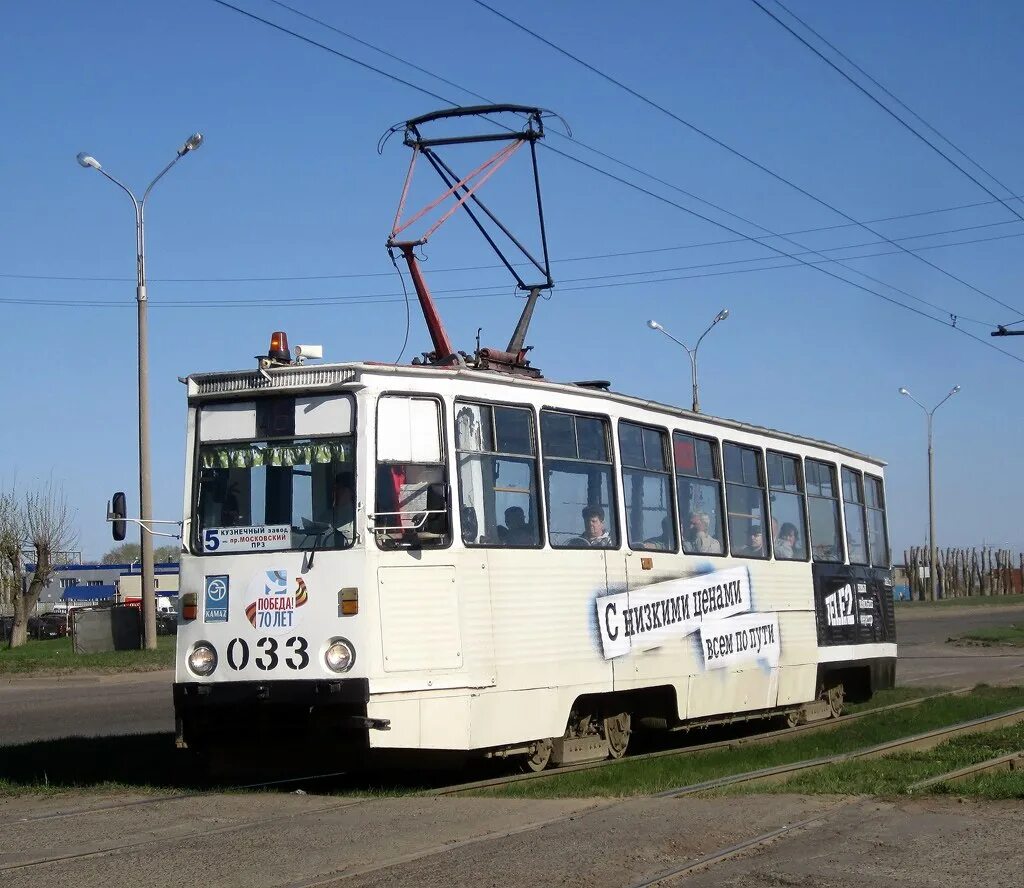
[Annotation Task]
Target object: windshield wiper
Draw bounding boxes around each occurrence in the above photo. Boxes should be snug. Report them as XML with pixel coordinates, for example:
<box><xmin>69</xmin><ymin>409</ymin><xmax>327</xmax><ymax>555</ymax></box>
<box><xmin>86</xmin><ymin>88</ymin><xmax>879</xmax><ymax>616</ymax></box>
<box><xmin>297</xmin><ymin>520</ymin><xmax>331</xmax><ymax>570</ymax></box>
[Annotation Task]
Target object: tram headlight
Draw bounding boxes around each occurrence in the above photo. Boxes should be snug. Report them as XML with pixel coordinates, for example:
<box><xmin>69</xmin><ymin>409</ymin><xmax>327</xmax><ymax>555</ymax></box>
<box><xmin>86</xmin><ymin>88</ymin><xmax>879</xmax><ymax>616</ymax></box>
<box><xmin>325</xmin><ymin>638</ymin><xmax>355</xmax><ymax>673</ymax></box>
<box><xmin>188</xmin><ymin>642</ymin><xmax>218</xmax><ymax>676</ymax></box>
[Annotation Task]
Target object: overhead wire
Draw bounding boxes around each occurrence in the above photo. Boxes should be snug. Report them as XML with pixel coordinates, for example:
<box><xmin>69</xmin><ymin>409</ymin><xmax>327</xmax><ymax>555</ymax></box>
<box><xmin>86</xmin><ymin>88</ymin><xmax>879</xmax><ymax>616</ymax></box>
<box><xmin>260</xmin><ymin>0</ymin><xmax>1019</xmax><ymax>326</ymax></box>
<box><xmin>188</xmin><ymin>0</ymin><xmax>1024</xmax><ymax>363</ymax></box>
<box><xmin>751</xmin><ymin>0</ymin><xmax>1024</xmax><ymax>223</ymax></box>
<box><xmin>9</xmin><ymin>223</ymin><xmax>1024</xmax><ymax>323</ymax></box>
<box><xmin>470</xmin><ymin>0</ymin><xmax>1024</xmax><ymax>318</ymax></box>
<box><xmin>213</xmin><ymin>0</ymin><xmax>1008</xmax><ymax>330</ymax></box>
<box><xmin>6</xmin><ymin>214</ymin><xmax>1021</xmax><ymax>284</ymax></box>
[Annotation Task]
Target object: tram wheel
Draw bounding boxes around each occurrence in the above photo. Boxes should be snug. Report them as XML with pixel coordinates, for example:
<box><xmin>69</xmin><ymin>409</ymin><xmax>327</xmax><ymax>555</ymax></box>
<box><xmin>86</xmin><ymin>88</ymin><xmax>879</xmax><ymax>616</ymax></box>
<box><xmin>784</xmin><ymin>709</ymin><xmax>803</xmax><ymax>729</ymax></box>
<box><xmin>521</xmin><ymin>738</ymin><xmax>554</xmax><ymax>772</ymax></box>
<box><xmin>826</xmin><ymin>684</ymin><xmax>845</xmax><ymax>718</ymax></box>
<box><xmin>603</xmin><ymin>713</ymin><xmax>631</xmax><ymax>759</ymax></box>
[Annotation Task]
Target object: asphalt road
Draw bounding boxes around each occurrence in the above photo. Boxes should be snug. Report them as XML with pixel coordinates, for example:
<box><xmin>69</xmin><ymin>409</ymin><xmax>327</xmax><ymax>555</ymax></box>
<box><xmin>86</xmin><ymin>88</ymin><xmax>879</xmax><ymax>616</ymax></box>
<box><xmin>1</xmin><ymin>603</ymin><xmax>1021</xmax><ymax>748</ymax></box>
<box><xmin>894</xmin><ymin>603</ymin><xmax>1024</xmax><ymax>688</ymax></box>
<box><xmin>0</xmin><ymin>671</ymin><xmax>175</xmax><ymax>747</ymax></box>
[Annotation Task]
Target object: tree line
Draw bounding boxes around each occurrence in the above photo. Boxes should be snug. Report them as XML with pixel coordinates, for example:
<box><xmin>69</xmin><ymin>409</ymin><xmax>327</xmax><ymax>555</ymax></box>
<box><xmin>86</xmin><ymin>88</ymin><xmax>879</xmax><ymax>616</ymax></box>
<box><xmin>902</xmin><ymin>546</ymin><xmax>1023</xmax><ymax>602</ymax></box>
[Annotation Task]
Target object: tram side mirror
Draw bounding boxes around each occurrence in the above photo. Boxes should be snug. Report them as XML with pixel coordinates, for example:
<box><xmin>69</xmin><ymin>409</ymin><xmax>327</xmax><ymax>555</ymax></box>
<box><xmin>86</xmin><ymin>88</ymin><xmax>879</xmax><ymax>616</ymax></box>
<box><xmin>422</xmin><ymin>482</ymin><xmax>450</xmax><ymax>538</ymax></box>
<box><xmin>109</xmin><ymin>491</ymin><xmax>127</xmax><ymax>541</ymax></box>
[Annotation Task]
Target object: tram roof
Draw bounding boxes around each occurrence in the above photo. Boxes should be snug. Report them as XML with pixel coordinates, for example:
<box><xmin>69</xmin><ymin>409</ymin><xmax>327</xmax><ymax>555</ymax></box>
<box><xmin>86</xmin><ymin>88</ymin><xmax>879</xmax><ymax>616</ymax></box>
<box><xmin>187</xmin><ymin>361</ymin><xmax>885</xmax><ymax>468</ymax></box>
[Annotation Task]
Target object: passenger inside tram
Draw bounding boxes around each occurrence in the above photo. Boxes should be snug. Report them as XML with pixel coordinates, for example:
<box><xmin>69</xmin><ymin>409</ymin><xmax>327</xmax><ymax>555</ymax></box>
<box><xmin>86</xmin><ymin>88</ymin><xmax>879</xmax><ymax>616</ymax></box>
<box><xmin>774</xmin><ymin>522</ymin><xmax>799</xmax><ymax>559</ymax></box>
<box><xmin>682</xmin><ymin>510</ymin><xmax>722</xmax><ymax>554</ymax></box>
<box><xmin>737</xmin><ymin>525</ymin><xmax>766</xmax><ymax>557</ymax></box>
<box><xmin>642</xmin><ymin>516</ymin><xmax>675</xmax><ymax>551</ymax></box>
<box><xmin>572</xmin><ymin>505</ymin><xmax>613</xmax><ymax>547</ymax></box>
<box><xmin>503</xmin><ymin>506</ymin><xmax>536</xmax><ymax>545</ymax></box>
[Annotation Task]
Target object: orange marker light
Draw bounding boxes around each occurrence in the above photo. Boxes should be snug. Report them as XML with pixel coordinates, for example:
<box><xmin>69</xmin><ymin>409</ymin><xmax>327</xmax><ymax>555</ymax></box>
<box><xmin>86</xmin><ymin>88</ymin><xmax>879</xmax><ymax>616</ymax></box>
<box><xmin>181</xmin><ymin>592</ymin><xmax>198</xmax><ymax>621</ymax></box>
<box><xmin>269</xmin><ymin>331</ymin><xmax>291</xmax><ymax>362</ymax></box>
<box><xmin>339</xmin><ymin>587</ymin><xmax>359</xmax><ymax>616</ymax></box>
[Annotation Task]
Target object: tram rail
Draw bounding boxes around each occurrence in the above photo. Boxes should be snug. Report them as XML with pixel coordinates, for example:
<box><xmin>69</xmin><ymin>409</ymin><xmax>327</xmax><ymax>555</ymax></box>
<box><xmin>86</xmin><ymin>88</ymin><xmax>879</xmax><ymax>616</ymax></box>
<box><xmin>657</xmin><ymin>703</ymin><xmax>1024</xmax><ymax>797</ymax></box>
<box><xmin>907</xmin><ymin>748</ymin><xmax>1024</xmax><ymax>793</ymax></box>
<box><xmin>430</xmin><ymin>686</ymin><xmax>971</xmax><ymax>796</ymax></box>
<box><xmin>5</xmin><ymin>695</ymin><xmax>1021</xmax><ymax>882</ymax></box>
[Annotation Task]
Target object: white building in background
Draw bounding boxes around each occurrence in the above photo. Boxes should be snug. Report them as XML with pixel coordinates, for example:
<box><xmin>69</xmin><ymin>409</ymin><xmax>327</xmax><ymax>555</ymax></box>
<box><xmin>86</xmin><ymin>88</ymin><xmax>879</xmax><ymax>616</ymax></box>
<box><xmin>31</xmin><ymin>562</ymin><xmax>180</xmax><ymax>613</ymax></box>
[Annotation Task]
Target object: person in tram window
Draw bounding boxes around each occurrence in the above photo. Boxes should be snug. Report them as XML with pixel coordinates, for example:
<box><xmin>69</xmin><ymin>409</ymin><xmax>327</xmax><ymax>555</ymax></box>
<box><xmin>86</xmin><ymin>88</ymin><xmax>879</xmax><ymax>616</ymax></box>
<box><xmin>683</xmin><ymin>510</ymin><xmax>722</xmax><ymax>554</ymax></box>
<box><xmin>774</xmin><ymin>522</ymin><xmax>799</xmax><ymax>559</ymax></box>
<box><xmin>574</xmin><ymin>505</ymin><xmax>612</xmax><ymax>547</ymax></box>
<box><xmin>737</xmin><ymin>525</ymin><xmax>765</xmax><ymax>558</ymax></box>
<box><xmin>331</xmin><ymin>471</ymin><xmax>355</xmax><ymax>545</ymax></box>
<box><xmin>219</xmin><ymin>478</ymin><xmax>245</xmax><ymax>527</ymax></box>
<box><xmin>503</xmin><ymin>506</ymin><xmax>534</xmax><ymax>546</ymax></box>
<box><xmin>643</xmin><ymin>515</ymin><xmax>674</xmax><ymax>551</ymax></box>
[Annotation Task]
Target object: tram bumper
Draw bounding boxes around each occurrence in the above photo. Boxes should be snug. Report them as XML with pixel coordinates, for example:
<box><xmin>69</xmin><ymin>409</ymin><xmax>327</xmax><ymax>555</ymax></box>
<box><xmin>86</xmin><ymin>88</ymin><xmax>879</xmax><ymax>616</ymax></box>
<box><xmin>174</xmin><ymin>679</ymin><xmax>388</xmax><ymax>749</ymax></box>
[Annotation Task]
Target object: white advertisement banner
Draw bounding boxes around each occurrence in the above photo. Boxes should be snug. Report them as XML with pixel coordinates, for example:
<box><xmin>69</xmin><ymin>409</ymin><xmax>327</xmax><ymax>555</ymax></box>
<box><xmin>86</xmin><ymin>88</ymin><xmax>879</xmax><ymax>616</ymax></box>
<box><xmin>596</xmin><ymin>566</ymin><xmax>752</xmax><ymax>660</ymax></box>
<box><xmin>204</xmin><ymin>525</ymin><xmax>291</xmax><ymax>553</ymax></box>
<box><xmin>700</xmin><ymin>612</ymin><xmax>781</xmax><ymax>671</ymax></box>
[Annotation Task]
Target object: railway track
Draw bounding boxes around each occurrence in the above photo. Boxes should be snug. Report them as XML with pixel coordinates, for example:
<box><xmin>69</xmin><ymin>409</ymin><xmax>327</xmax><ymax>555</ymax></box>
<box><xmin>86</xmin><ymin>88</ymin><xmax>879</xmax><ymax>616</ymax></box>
<box><xmin>6</xmin><ymin>692</ymin><xmax>966</xmax><ymax>831</ymax></box>
<box><xmin>3</xmin><ymin>695</ymin><xmax>1021</xmax><ymax>883</ymax></box>
<box><xmin>430</xmin><ymin>687</ymin><xmax>972</xmax><ymax>796</ymax></box>
<box><xmin>655</xmin><ymin>703</ymin><xmax>1024</xmax><ymax>797</ymax></box>
<box><xmin>908</xmin><ymin>748</ymin><xmax>1024</xmax><ymax>792</ymax></box>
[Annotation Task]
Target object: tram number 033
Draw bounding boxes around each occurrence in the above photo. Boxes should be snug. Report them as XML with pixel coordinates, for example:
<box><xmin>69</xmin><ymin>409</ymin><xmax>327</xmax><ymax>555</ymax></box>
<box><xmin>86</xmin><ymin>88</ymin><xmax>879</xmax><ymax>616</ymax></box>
<box><xmin>225</xmin><ymin>636</ymin><xmax>309</xmax><ymax>671</ymax></box>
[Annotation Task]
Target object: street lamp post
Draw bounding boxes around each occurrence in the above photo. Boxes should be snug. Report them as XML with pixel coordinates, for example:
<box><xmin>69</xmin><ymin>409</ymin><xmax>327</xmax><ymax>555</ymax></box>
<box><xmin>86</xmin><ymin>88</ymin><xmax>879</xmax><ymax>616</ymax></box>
<box><xmin>76</xmin><ymin>134</ymin><xmax>203</xmax><ymax>649</ymax></box>
<box><xmin>898</xmin><ymin>384</ymin><xmax>961</xmax><ymax>602</ymax></box>
<box><xmin>647</xmin><ymin>309</ymin><xmax>730</xmax><ymax>413</ymax></box>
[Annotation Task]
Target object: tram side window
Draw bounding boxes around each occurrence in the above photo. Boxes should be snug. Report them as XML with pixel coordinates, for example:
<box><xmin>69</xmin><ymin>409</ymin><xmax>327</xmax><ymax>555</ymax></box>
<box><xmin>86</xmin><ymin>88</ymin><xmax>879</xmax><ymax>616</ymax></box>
<box><xmin>767</xmin><ymin>451</ymin><xmax>808</xmax><ymax>561</ymax></box>
<box><xmin>865</xmin><ymin>475</ymin><xmax>890</xmax><ymax>567</ymax></box>
<box><xmin>842</xmin><ymin>467</ymin><xmax>869</xmax><ymax>565</ymax></box>
<box><xmin>673</xmin><ymin>432</ymin><xmax>724</xmax><ymax>556</ymax></box>
<box><xmin>541</xmin><ymin>410</ymin><xmax>618</xmax><ymax>548</ymax></box>
<box><xmin>724</xmin><ymin>443</ymin><xmax>769</xmax><ymax>559</ymax></box>
<box><xmin>619</xmin><ymin>421</ymin><xmax>675</xmax><ymax>551</ymax></box>
<box><xmin>374</xmin><ymin>395</ymin><xmax>449</xmax><ymax>548</ymax></box>
<box><xmin>805</xmin><ymin>459</ymin><xmax>843</xmax><ymax>563</ymax></box>
<box><xmin>454</xmin><ymin>402</ymin><xmax>541</xmax><ymax>547</ymax></box>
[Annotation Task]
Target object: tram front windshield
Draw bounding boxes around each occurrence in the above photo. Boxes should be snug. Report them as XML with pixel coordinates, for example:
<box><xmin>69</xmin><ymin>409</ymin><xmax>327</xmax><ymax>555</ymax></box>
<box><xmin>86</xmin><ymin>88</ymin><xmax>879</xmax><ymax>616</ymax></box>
<box><xmin>195</xmin><ymin>437</ymin><xmax>355</xmax><ymax>552</ymax></box>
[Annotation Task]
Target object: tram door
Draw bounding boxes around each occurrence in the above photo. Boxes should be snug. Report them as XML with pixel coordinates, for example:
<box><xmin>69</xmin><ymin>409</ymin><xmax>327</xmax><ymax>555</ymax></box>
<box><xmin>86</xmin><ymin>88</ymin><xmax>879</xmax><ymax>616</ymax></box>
<box><xmin>621</xmin><ymin>551</ymin><xmax>700</xmax><ymax>690</ymax></box>
<box><xmin>374</xmin><ymin>394</ymin><xmax>495</xmax><ymax>689</ymax></box>
<box><xmin>616</xmin><ymin>422</ymin><xmax>700</xmax><ymax>693</ymax></box>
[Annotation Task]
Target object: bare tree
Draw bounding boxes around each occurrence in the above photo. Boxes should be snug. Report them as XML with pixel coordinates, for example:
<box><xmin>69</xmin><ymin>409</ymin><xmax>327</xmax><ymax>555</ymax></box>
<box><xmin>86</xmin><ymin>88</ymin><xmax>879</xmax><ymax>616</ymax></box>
<box><xmin>2</xmin><ymin>481</ymin><xmax>76</xmax><ymax>649</ymax></box>
<box><xmin>0</xmin><ymin>489</ymin><xmax>18</xmax><ymax>624</ymax></box>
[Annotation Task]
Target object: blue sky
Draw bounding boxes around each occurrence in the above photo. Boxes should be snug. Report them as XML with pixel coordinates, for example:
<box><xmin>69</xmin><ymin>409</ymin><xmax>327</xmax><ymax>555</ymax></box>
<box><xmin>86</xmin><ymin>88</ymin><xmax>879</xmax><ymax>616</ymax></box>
<box><xmin>3</xmin><ymin>0</ymin><xmax>1023</xmax><ymax>560</ymax></box>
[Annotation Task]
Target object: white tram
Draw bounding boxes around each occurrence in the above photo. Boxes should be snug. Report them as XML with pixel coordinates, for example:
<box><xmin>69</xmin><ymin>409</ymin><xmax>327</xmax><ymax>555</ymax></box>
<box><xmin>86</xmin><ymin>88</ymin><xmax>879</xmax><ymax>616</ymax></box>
<box><xmin>172</xmin><ymin>335</ymin><xmax>896</xmax><ymax>770</ymax></box>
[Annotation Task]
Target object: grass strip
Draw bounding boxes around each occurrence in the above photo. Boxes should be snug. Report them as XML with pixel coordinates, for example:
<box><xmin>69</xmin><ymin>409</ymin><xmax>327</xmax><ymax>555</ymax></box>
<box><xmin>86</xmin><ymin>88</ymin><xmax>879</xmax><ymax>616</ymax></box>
<box><xmin>932</xmin><ymin>770</ymin><xmax>1024</xmax><ymax>799</ymax></box>
<box><xmin>896</xmin><ymin>593</ymin><xmax>1024</xmax><ymax>609</ymax></box>
<box><xmin>952</xmin><ymin>624</ymin><xmax>1024</xmax><ymax>648</ymax></box>
<box><xmin>473</xmin><ymin>686</ymin><xmax>1024</xmax><ymax>799</ymax></box>
<box><xmin>845</xmin><ymin>686</ymin><xmax>937</xmax><ymax>713</ymax></box>
<box><xmin>725</xmin><ymin>722</ymin><xmax>1024</xmax><ymax>799</ymax></box>
<box><xmin>0</xmin><ymin>635</ymin><xmax>175</xmax><ymax>674</ymax></box>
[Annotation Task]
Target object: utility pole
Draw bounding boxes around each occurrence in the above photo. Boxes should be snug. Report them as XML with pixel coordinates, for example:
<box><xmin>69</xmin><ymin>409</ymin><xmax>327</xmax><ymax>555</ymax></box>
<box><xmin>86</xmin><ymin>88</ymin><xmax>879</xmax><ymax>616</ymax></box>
<box><xmin>647</xmin><ymin>309</ymin><xmax>730</xmax><ymax>413</ymax></box>
<box><xmin>898</xmin><ymin>385</ymin><xmax>961</xmax><ymax>601</ymax></box>
<box><xmin>76</xmin><ymin>134</ymin><xmax>203</xmax><ymax>649</ymax></box>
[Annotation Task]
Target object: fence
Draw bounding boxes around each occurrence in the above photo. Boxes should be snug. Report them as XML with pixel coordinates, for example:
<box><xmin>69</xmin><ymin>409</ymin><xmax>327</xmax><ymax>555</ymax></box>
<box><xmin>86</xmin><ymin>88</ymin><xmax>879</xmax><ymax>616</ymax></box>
<box><xmin>902</xmin><ymin>546</ymin><xmax>1023</xmax><ymax>602</ymax></box>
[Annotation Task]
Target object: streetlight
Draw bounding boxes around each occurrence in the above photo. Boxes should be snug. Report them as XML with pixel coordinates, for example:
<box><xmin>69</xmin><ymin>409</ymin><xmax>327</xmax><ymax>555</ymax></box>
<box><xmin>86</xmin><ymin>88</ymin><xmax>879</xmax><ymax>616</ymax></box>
<box><xmin>76</xmin><ymin>133</ymin><xmax>204</xmax><ymax>650</ymax></box>
<box><xmin>647</xmin><ymin>309</ymin><xmax>729</xmax><ymax>413</ymax></box>
<box><xmin>899</xmin><ymin>384</ymin><xmax>961</xmax><ymax>601</ymax></box>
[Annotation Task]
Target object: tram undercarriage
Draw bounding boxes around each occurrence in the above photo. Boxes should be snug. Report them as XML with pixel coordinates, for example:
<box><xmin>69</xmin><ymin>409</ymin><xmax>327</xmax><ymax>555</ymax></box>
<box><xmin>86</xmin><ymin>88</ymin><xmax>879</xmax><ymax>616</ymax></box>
<box><xmin>480</xmin><ymin>658</ymin><xmax>894</xmax><ymax>771</ymax></box>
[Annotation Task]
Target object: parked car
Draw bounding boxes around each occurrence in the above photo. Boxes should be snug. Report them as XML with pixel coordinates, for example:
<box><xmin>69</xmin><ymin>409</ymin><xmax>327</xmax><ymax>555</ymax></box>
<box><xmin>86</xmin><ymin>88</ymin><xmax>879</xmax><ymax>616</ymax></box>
<box><xmin>31</xmin><ymin>612</ymin><xmax>69</xmax><ymax>640</ymax></box>
<box><xmin>0</xmin><ymin>615</ymin><xmax>14</xmax><ymax>642</ymax></box>
<box><xmin>155</xmin><ymin>611</ymin><xmax>178</xmax><ymax>636</ymax></box>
